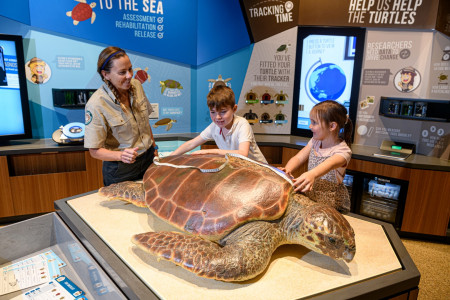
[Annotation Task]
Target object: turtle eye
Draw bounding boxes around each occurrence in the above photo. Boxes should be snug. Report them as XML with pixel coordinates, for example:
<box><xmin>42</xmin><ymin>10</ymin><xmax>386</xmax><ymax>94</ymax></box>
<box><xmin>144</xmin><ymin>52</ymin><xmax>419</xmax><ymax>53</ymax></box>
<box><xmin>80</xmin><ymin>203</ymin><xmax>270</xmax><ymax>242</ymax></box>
<box><xmin>328</xmin><ymin>237</ymin><xmax>336</xmax><ymax>244</ymax></box>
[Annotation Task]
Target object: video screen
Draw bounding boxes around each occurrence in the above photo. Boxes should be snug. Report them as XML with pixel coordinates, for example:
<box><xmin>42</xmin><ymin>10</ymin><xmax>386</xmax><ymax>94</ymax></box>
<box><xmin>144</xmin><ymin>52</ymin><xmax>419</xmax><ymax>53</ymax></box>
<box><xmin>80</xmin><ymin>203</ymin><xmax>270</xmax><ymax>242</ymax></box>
<box><xmin>296</xmin><ymin>35</ymin><xmax>355</xmax><ymax>129</ymax></box>
<box><xmin>0</xmin><ymin>38</ymin><xmax>27</xmax><ymax>137</ymax></box>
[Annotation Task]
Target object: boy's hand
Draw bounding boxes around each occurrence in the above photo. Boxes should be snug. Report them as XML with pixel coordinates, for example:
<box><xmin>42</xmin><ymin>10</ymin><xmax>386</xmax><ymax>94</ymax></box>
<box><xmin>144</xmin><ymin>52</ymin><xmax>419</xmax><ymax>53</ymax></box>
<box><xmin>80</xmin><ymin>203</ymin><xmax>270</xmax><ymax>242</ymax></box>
<box><xmin>292</xmin><ymin>171</ymin><xmax>315</xmax><ymax>192</ymax></box>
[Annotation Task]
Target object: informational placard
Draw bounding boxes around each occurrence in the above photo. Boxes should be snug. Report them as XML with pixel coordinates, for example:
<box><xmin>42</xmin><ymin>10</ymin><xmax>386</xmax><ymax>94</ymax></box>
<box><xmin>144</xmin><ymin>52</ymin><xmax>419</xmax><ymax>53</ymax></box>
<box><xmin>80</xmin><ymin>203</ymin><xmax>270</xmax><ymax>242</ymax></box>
<box><xmin>29</xmin><ymin>0</ymin><xmax>197</xmax><ymax>65</ymax></box>
<box><xmin>241</xmin><ymin>0</ymin><xmax>298</xmax><ymax>42</ymax></box>
<box><xmin>354</xmin><ymin>30</ymin><xmax>450</xmax><ymax>159</ymax></box>
<box><xmin>236</xmin><ymin>27</ymin><xmax>297</xmax><ymax>134</ymax></box>
<box><xmin>299</xmin><ymin>0</ymin><xmax>440</xmax><ymax>29</ymax></box>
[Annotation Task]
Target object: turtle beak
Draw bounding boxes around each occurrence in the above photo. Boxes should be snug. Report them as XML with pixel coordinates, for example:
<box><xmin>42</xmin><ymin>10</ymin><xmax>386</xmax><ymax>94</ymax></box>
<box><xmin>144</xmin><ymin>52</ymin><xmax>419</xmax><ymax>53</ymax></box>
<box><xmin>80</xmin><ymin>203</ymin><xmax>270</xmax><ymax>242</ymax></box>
<box><xmin>342</xmin><ymin>245</ymin><xmax>356</xmax><ymax>262</ymax></box>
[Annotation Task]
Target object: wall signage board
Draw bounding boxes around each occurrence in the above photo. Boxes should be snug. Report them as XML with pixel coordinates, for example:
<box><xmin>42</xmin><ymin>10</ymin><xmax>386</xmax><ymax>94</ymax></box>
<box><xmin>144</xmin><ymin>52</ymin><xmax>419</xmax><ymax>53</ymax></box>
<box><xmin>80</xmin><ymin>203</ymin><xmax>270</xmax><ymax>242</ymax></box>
<box><xmin>354</xmin><ymin>30</ymin><xmax>450</xmax><ymax>159</ymax></box>
<box><xmin>241</xmin><ymin>0</ymin><xmax>299</xmax><ymax>42</ymax></box>
<box><xmin>29</xmin><ymin>0</ymin><xmax>197</xmax><ymax>65</ymax></box>
<box><xmin>299</xmin><ymin>0</ymin><xmax>440</xmax><ymax>29</ymax></box>
<box><xmin>236</xmin><ymin>27</ymin><xmax>297</xmax><ymax>134</ymax></box>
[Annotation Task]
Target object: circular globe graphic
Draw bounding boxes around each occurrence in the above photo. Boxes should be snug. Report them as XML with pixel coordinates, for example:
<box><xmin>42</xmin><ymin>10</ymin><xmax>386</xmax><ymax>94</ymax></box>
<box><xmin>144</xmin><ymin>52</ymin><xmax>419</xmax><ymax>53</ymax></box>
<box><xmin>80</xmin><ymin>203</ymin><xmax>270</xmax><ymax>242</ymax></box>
<box><xmin>308</xmin><ymin>63</ymin><xmax>346</xmax><ymax>102</ymax></box>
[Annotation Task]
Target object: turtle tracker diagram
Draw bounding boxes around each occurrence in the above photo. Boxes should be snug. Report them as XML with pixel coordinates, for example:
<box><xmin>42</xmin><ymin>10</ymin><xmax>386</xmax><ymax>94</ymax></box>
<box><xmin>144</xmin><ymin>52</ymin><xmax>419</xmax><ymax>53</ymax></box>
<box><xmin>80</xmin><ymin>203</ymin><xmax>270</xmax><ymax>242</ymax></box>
<box><xmin>241</xmin><ymin>86</ymin><xmax>289</xmax><ymax>126</ymax></box>
<box><xmin>238</xmin><ymin>37</ymin><xmax>297</xmax><ymax>131</ymax></box>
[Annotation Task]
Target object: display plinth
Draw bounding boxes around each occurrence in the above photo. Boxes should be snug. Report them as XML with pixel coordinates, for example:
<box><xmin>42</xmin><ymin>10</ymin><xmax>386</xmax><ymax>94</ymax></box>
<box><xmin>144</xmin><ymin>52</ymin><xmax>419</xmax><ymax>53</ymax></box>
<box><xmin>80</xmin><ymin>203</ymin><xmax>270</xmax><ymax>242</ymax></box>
<box><xmin>54</xmin><ymin>191</ymin><xmax>420</xmax><ymax>299</ymax></box>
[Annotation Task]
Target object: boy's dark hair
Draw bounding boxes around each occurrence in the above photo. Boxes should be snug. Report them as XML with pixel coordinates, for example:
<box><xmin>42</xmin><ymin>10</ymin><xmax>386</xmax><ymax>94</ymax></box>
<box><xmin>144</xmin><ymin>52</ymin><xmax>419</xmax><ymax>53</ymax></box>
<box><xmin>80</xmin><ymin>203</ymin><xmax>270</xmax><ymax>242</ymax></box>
<box><xmin>311</xmin><ymin>100</ymin><xmax>353</xmax><ymax>147</ymax></box>
<box><xmin>207</xmin><ymin>85</ymin><xmax>235</xmax><ymax>109</ymax></box>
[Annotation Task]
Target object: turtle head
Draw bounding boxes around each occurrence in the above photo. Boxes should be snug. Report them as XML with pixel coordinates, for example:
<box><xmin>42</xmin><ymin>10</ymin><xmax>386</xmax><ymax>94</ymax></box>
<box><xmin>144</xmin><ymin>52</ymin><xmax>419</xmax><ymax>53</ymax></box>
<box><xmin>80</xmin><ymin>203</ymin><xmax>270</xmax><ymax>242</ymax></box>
<box><xmin>285</xmin><ymin>201</ymin><xmax>356</xmax><ymax>262</ymax></box>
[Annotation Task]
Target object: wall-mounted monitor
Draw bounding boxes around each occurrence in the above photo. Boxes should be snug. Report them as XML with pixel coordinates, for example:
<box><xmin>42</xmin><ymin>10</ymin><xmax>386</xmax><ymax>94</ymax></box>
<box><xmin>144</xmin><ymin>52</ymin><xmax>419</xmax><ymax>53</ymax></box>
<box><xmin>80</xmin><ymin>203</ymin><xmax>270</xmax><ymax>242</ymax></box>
<box><xmin>0</xmin><ymin>34</ymin><xmax>32</xmax><ymax>143</ymax></box>
<box><xmin>291</xmin><ymin>27</ymin><xmax>366</xmax><ymax>138</ymax></box>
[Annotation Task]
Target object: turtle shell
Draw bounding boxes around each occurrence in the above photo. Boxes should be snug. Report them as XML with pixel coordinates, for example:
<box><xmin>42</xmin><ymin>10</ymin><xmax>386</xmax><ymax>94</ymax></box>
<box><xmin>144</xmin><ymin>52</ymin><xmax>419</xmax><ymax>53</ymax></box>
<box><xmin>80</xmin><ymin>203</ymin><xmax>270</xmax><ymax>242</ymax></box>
<box><xmin>143</xmin><ymin>154</ymin><xmax>291</xmax><ymax>241</ymax></box>
<box><xmin>72</xmin><ymin>3</ymin><xmax>92</xmax><ymax>21</ymax></box>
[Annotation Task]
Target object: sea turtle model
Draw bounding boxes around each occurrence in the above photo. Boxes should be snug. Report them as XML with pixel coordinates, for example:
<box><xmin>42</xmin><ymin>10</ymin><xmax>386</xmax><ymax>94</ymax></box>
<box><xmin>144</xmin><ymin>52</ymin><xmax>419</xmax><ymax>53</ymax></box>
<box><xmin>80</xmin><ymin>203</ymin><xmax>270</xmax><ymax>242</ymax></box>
<box><xmin>134</xmin><ymin>67</ymin><xmax>151</xmax><ymax>84</ymax></box>
<box><xmin>99</xmin><ymin>154</ymin><xmax>356</xmax><ymax>282</ymax></box>
<box><xmin>66</xmin><ymin>0</ymin><xmax>96</xmax><ymax>25</ymax></box>
<box><xmin>152</xmin><ymin>118</ymin><xmax>177</xmax><ymax>131</ymax></box>
<box><xmin>160</xmin><ymin>79</ymin><xmax>183</xmax><ymax>94</ymax></box>
<box><xmin>277</xmin><ymin>43</ymin><xmax>291</xmax><ymax>53</ymax></box>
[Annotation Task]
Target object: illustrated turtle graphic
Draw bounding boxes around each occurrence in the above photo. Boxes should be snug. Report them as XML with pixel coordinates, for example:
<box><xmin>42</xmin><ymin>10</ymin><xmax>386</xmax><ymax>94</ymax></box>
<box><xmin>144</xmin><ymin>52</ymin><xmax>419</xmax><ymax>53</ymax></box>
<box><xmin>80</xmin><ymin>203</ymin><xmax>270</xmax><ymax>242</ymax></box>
<box><xmin>438</xmin><ymin>73</ymin><xmax>448</xmax><ymax>83</ymax></box>
<box><xmin>274</xmin><ymin>90</ymin><xmax>288</xmax><ymax>101</ymax></box>
<box><xmin>99</xmin><ymin>154</ymin><xmax>356</xmax><ymax>282</ymax></box>
<box><xmin>66</xmin><ymin>0</ymin><xmax>96</xmax><ymax>25</ymax></box>
<box><xmin>275</xmin><ymin>111</ymin><xmax>287</xmax><ymax>125</ymax></box>
<box><xmin>243</xmin><ymin>109</ymin><xmax>258</xmax><ymax>125</ymax></box>
<box><xmin>277</xmin><ymin>43</ymin><xmax>291</xmax><ymax>53</ymax></box>
<box><xmin>207</xmin><ymin>74</ymin><xmax>232</xmax><ymax>88</ymax></box>
<box><xmin>153</xmin><ymin>118</ymin><xmax>177</xmax><ymax>131</ymax></box>
<box><xmin>134</xmin><ymin>67</ymin><xmax>151</xmax><ymax>84</ymax></box>
<box><xmin>160</xmin><ymin>79</ymin><xmax>183</xmax><ymax>94</ymax></box>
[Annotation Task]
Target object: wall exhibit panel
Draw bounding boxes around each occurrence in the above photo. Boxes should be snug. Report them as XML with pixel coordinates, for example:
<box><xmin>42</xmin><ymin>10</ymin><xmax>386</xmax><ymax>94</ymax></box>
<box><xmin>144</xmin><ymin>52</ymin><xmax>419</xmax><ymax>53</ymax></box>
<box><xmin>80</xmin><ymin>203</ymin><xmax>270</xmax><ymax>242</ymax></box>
<box><xmin>0</xmin><ymin>156</ymin><xmax>15</xmax><ymax>217</ymax></box>
<box><xmin>401</xmin><ymin>168</ymin><xmax>450</xmax><ymax>236</ymax></box>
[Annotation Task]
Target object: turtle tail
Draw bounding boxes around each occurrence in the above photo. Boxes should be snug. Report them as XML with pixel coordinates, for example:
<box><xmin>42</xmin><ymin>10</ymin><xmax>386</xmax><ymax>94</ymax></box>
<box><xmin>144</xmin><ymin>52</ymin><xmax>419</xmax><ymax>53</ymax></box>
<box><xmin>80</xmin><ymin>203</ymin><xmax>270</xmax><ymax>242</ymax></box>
<box><xmin>132</xmin><ymin>227</ymin><xmax>280</xmax><ymax>282</ymax></box>
<box><xmin>98</xmin><ymin>181</ymin><xmax>146</xmax><ymax>207</ymax></box>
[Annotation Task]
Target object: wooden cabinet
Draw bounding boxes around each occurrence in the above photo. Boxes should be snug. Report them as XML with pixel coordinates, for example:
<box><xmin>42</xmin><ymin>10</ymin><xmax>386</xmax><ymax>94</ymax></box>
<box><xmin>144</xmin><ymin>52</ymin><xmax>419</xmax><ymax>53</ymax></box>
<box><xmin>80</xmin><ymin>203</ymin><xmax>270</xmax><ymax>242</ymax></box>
<box><xmin>0</xmin><ymin>151</ymin><xmax>103</xmax><ymax>219</ymax></box>
<box><xmin>1</xmin><ymin>141</ymin><xmax>448</xmax><ymax>238</ymax></box>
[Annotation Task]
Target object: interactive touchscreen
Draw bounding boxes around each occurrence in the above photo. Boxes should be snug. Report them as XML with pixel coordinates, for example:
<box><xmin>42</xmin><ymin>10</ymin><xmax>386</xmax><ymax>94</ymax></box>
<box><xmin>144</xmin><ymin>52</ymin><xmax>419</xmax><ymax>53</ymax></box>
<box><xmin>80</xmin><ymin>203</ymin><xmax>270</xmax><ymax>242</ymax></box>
<box><xmin>0</xmin><ymin>34</ymin><xmax>31</xmax><ymax>141</ymax></box>
<box><xmin>291</xmin><ymin>27</ymin><xmax>365</xmax><ymax>137</ymax></box>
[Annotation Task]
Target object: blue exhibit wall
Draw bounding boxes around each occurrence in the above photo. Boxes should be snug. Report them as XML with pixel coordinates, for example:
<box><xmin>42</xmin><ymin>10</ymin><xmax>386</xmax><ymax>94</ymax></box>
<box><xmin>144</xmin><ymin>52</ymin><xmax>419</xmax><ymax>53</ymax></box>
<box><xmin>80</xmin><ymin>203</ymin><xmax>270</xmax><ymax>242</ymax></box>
<box><xmin>0</xmin><ymin>0</ymin><xmax>253</xmax><ymax>139</ymax></box>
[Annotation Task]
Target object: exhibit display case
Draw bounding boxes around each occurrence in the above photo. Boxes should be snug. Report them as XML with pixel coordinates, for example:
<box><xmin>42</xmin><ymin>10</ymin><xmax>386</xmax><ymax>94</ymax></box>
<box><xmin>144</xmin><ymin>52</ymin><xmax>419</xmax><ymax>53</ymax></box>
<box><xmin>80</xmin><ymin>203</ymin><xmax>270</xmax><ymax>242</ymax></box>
<box><xmin>0</xmin><ymin>212</ymin><xmax>126</xmax><ymax>299</ymax></box>
<box><xmin>42</xmin><ymin>191</ymin><xmax>422</xmax><ymax>300</ymax></box>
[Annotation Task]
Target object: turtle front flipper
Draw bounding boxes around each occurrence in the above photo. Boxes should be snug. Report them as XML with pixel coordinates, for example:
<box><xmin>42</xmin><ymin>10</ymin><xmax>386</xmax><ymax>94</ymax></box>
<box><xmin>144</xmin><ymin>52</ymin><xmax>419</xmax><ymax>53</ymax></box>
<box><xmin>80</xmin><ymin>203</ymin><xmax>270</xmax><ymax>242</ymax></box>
<box><xmin>132</xmin><ymin>222</ymin><xmax>283</xmax><ymax>282</ymax></box>
<box><xmin>98</xmin><ymin>181</ymin><xmax>146</xmax><ymax>207</ymax></box>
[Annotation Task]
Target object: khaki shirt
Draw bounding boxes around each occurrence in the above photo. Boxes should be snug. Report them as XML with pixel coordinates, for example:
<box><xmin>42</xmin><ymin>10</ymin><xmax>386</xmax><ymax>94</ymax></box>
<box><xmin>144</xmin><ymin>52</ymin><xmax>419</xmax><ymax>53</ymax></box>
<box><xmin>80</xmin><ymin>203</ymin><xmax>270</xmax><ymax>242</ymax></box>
<box><xmin>84</xmin><ymin>78</ymin><xmax>153</xmax><ymax>155</ymax></box>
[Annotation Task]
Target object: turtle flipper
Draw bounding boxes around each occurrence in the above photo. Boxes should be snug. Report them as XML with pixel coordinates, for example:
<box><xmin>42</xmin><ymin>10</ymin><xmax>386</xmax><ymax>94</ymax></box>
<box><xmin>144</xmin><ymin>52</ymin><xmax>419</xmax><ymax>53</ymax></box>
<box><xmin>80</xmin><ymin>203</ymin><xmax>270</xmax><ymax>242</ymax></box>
<box><xmin>132</xmin><ymin>222</ymin><xmax>282</xmax><ymax>281</ymax></box>
<box><xmin>99</xmin><ymin>181</ymin><xmax>146</xmax><ymax>207</ymax></box>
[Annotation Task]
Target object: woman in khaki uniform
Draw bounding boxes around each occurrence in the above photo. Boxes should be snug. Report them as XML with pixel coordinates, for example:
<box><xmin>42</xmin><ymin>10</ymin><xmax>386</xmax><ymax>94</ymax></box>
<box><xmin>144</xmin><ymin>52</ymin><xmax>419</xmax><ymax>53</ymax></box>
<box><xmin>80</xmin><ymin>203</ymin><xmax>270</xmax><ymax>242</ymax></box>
<box><xmin>84</xmin><ymin>46</ymin><xmax>157</xmax><ymax>186</ymax></box>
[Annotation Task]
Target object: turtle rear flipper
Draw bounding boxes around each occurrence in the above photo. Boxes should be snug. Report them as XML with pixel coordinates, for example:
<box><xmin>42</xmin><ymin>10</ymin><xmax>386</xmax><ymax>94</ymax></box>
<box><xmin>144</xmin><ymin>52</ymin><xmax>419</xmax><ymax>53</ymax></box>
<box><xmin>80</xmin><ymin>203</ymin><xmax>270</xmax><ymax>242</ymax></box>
<box><xmin>99</xmin><ymin>181</ymin><xmax>146</xmax><ymax>207</ymax></box>
<box><xmin>132</xmin><ymin>222</ymin><xmax>282</xmax><ymax>281</ymax></box>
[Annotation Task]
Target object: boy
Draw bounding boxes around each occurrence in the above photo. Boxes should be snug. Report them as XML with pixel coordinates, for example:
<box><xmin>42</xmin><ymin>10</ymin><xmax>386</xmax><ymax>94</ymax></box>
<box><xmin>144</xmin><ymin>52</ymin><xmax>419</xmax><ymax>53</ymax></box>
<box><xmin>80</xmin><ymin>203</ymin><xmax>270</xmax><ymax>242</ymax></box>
<box><xmin>171</xmin><ymin>85</ymin><xmax>267</xmax><ymax>163</ymax></box>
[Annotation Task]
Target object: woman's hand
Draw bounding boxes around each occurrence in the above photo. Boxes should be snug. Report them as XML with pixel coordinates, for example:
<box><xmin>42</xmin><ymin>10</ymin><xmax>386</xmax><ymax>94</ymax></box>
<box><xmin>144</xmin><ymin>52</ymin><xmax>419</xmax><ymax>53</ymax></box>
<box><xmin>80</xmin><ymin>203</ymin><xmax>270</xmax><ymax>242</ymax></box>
<box><xmin>121</xmin><ymin>147</ymin><xmax>139</xmax><ymax>164</ymax></box>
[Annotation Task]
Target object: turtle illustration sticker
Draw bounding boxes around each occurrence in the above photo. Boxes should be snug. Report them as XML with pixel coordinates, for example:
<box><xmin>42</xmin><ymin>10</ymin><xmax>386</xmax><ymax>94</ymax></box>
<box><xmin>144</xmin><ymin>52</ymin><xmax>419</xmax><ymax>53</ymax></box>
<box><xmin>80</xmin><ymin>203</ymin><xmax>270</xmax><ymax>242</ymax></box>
<box><xmin>134</xmin><ymin>67</ymin><xmax>151</xmax><ymax>84</ymax></box>
<box><xmin>243</xmin><ymin>109</ymin><xmax>259</xmax><ymax>125</ymax></box>
<box><xmin>66</xmin><ymin>0</ymin><xmax>97</xmax><ymax>25</ymax></box>
<box><xmin>207</xmin><ymin>74</ymin><xmax>232</xmax><ymax>90</ymax></box>
<box><xmin>25</xmin><ymin>57</ymin><xmax>51</xmax><ymax>84</ymax></box>
<box><xmin>274</xmin><ymin>111</ymin><xmax>288</xmax><ymax>125</ymax></box>
<box><xmin>394</xmin><ymin>67</ymin><xmax>421</xmax><ymax>93</ymax></box>
<box><xmin>245</xmin><ymin>90</ymin><xmax>259</xmax><ymax>105</ymax></box>
<box><xmin>153</xmin><ymin>118</ymin><xmax>177</xmax><ymax>131</ymax></box>
<box><xmin>160</xmin><ymin>79</ymin><xmax>183</xmax><ymax>97</ymax></box>
<box><xmin>274</xmin><ymin>90</ymin><xmax>289</xmax><ymax>105</ymax></box>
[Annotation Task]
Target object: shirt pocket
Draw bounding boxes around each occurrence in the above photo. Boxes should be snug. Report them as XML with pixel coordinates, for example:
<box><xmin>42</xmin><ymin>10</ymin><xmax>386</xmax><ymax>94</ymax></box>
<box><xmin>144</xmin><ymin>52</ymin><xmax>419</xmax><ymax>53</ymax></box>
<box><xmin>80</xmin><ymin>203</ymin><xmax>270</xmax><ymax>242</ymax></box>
<box><xmin>109</xmin><ymin>113</ymin><xmax>132</xmax><ymax>138</ymax></box>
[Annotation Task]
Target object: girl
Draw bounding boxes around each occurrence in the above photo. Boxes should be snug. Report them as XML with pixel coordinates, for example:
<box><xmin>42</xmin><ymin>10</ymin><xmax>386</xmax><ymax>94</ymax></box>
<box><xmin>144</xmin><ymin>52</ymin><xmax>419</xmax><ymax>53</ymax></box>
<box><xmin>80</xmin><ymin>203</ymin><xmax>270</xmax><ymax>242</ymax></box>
<box><xmin>281</xmin><ymin>100</ymin><xmax>353</xmax><ymax>213</ymax></box>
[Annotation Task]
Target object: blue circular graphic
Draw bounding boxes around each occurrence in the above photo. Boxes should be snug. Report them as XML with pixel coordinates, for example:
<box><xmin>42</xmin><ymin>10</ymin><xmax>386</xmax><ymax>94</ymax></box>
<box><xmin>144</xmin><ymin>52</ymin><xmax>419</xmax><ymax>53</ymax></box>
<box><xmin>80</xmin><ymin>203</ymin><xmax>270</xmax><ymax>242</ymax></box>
<box><xmin>308</xmin><ymin>63</ymin><xmax>346</xmax><ymax>102</ymax></box>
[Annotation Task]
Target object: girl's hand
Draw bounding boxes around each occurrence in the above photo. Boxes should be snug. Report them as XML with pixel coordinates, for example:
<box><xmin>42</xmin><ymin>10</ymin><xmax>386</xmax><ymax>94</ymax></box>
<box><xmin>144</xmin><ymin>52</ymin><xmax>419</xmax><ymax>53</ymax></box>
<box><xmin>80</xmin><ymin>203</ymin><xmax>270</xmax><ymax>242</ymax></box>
<box><xmin>277</xmin><ymin>167</ymin><xmax>293</xmax><ymax>179</ymax></box>
<box><xmin>292</xmin><ymin>171</ymin><xmax>315</xmax><ymax>192</ymax></box>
